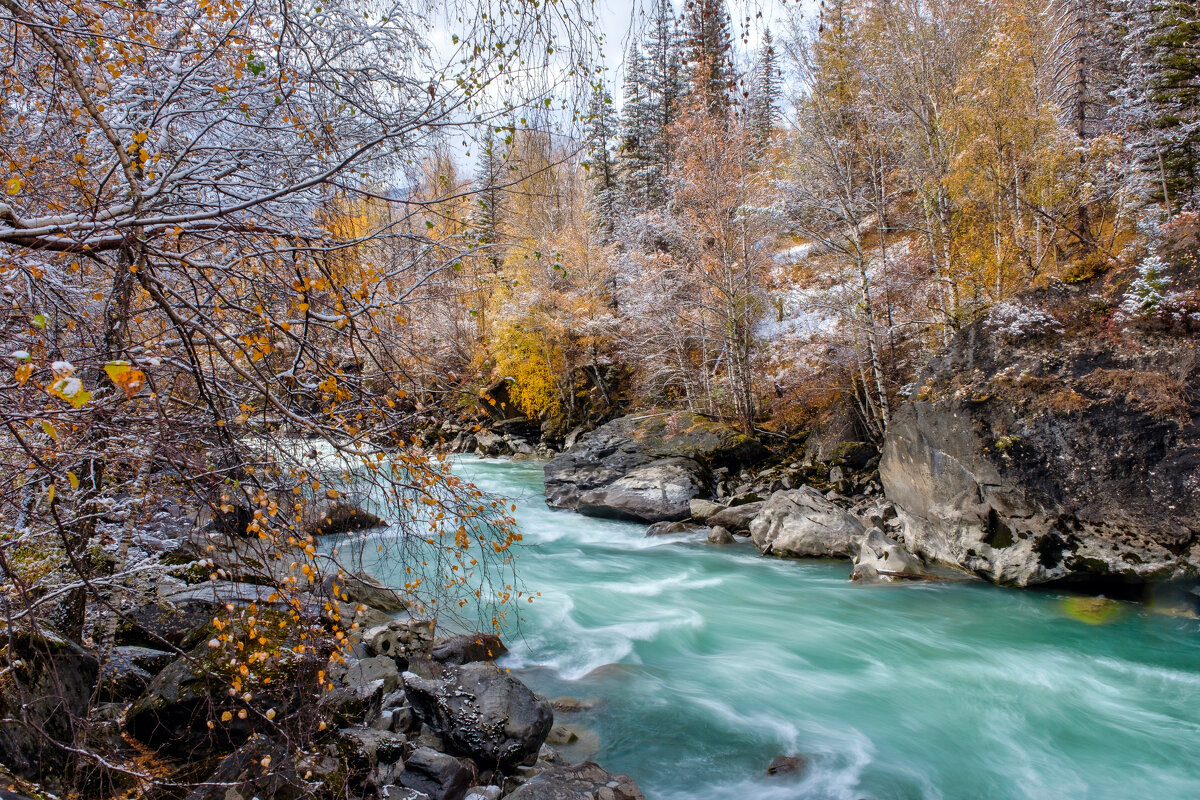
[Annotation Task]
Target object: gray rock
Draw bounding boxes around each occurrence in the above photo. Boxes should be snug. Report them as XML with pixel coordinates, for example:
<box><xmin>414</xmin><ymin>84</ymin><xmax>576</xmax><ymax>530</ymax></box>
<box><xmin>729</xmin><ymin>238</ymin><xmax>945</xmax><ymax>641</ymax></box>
<box><xmin>879</xmin><ymin>313</ymin><xmax>1200</xmax><ymax>587</ymax></box>
<box><xmin>319</xmin><ymin>678</ymin><xmax>387</xmax><ymax>728</ymax></box>
<box><xmin>361</xmin><ymin>617</ymin><xmax>437</xmax><ymax>663</ymax></box>
<box><xmin>464</xmin><ymin>787</ymin><xmax>502</xmax><ymax>800</ymax></box>
<box><xmin>766</xmin><ymin>754</ymin><xmax>807</xmax><ymax>776</ymax></box>
<box><xmin>851</xmin><ymin>529</ymin><xmax>929</xmax><ymax>582</ymax></box>
<box><xmin>504</xmin><ymin>762</ymin><xmax>645</xmax><ymax>800</ymax></box>
<box><xmin>303</xmin><ymin>498</ymin><xmax>385</xmax><ymax>536</ymax></box>
<box><xmin>749</xmin><ymin>489</ymin><xmax>866</xmax><ymax>559</ymax></box>
<box><xmin>644</xmin><ymin>520</ymin><xmax>707</xmax><ymax>536</ymax></box>
<box><xmin>548</xmin><ymin>697</ymin><xmax>599</xmax><ymax>713</ymax></box>
<box><xmin>127</xmin><ymin>641</ymin><xmax>291</xmax><ymax>755</ymax></box>
<box><xmin>403</xmin><ymin>663</ymin><xmax>553</xmax><ymax>770</ymax></box>
<box><xmin>544</xmin><ymin>412</ymin><xmax>766</xmax><ymax>517</ymax></box>
<box><xmin>706</xmin><ymin>526</ymin><xmax>735</xmax><ymax>545</ymax></box>
<box><xmin>431</xmin><ymin>633</ymin><xmax>508</xmax><ymax>665</ymax></box>
<box><xmin>474</xmin><ymin>430</ymin><xmax>507</xmax><ymax>456</ymax></box>
<box><xmin>706</xmin><ymin>501</ymin><xmax>764</xmax><ymax>533</ymax></box>
<box><xmin>577</xmin><ymin>458</ymin><xmax>703</xmax><ymax>523</ymax></box>
<box><xmin>336</xmin><ymin>726</ymin><xmax>407</xmax><ymax>773</ymax></box>
<box><xmin>0</xmin><ymin>631</ymin><xmax>98</xmax><ymax>792</ymax></box>
<box><xmin>113</xmin><ymin>645</ymin><xmax>175</xmax><ymax>674</ymax></box>
<box><xmin>98</xmin><ymin>648</ymin><xmax>154</xmax><ymax>702</ymax></box>
<box><xmin>326</xmin><ymin>571</ymin><xmax>408</xmax><ymax>612</ymax></box>
<box><xmin>397</xmin><ymin>747</ymin><xmax>473</xmax><ymax>800</ymax></box>
<box><xmin>545</xmin><ymin>725</ymin><xmax>579</xmax><ymax>746</ymax></box>
<box><xmin>184</xmin><ymin>734</ymin><xmax>307</xmax><ymax>800</ymax></box>
<box><xmin>688</xmin><ymin>498</ymin><xmax>726</xmax><ymax>523</ymax></box>
<box><xmin>345</xmin><ymin>656</ymin><xmax>401</xmax><ymax>694</ymax></box>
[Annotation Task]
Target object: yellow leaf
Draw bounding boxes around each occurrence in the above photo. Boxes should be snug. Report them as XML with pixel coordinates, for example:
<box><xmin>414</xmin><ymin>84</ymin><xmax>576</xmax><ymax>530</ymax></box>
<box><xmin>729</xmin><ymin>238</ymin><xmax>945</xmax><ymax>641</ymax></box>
<box><xmin>325</xmin><ymin>489</ymin><xmax>339</xmax><ymax>499</ymax></box>
<box><xmin>48</xmin><ymin>377</ymin><xmax>90</xmax><ymax>408</ymax></box>
<box><xmin>5</xmin><ymin>177</ymin><xmax>22</xmax><ymax>195</ymax></box>
<box><xmin>104</xmin><ymin>361</ymin><xmax>130</xmax><ymax>382</ymax></box>
<box><xmin>104</xmin><ymin>361</ymin><xmax>145</xmax><ymax>399</ymax></box>
<box><xmin>14</xmin><ymin>363</ymin><xmax>32</xmax><ymax>385</ymax></box>
<box><xmin>68</xmin><ymin>471</ymin><xmax>79</xmax><ymax>490</ymax></box>
<box><xmin>47</xmin><ymin>484</ymin><xmax>55</xmax><ymax>503</ymax></box>
<box><xmin>39</xmin><ymin>420</ymin><xmax>57</xmax><ymax>440</ymax></box>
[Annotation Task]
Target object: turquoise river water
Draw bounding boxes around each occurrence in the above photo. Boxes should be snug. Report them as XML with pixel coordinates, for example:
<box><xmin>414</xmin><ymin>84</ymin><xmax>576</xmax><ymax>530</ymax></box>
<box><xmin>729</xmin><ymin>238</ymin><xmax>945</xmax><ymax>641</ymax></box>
<box><xmin>374</xmin><ymin>457</ymin><xmax>1200</xmax><ymax>800</ymax></box>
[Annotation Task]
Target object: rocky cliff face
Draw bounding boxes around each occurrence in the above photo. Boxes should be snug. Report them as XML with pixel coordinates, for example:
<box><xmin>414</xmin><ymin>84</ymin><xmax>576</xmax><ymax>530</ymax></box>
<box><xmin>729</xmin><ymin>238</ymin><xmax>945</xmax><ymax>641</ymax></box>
<box><xmin>881</xmin><ymin>297</ymin><xmax>1200</xmax><ymax>587</ymax></box>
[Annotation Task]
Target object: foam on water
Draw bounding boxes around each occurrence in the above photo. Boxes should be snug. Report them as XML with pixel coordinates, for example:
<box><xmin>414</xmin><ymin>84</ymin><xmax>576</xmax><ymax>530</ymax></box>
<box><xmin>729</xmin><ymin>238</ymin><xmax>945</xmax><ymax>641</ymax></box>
<box><xmin>369</xmin><ymin>456</ymin><xmax>1200</xmax><ymax>800</ymax></box>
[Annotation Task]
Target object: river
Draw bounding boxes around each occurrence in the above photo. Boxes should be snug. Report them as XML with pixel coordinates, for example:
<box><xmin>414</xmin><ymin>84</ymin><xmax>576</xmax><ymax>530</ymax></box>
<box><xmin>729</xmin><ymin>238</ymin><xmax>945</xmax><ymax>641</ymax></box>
<box><xmin>373</xmin><ymin>456</ymin><xmax>1200</xmax><ymax>800</ymax></box>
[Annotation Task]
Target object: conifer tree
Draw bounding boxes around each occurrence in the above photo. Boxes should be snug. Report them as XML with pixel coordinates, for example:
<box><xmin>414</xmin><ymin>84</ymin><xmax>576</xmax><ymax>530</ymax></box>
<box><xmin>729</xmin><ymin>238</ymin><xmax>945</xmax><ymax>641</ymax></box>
<box><xmin>750</xmin><ymin>26</ymin><xmax>781</xmax><ymax>156</ymax></box>
<box><xmin>617</xmin><ymin>45</ymin><xmax>657</xmax><ymax>210</ymax></box>
<box><xmin>681</xmin><ymin>0</ymin><xmax>735</xmax><ymax>118</ymax></box>
<box><xmin>1114</xmin><ymin>0</ymin><xmax>1200</xmax><ymax>211</ymax></box>
<box><xmin>642</xmin><ymin>0</ymin><xmax>685</xmax><ymax>205</ymax></box>
<box><xmin>1143</xmin><ymin>0</ymin><xmax>1200</xmax><ymax>210</ymax></box>
<box><xmin>471</xmin><ymin>130</ymin><xmax>507</xmax><ymax>270</ymax></box>
<box><xmin>582</xmin><ymin>80</ymin><xmax>620</xmax><ymax>238</ymax></box>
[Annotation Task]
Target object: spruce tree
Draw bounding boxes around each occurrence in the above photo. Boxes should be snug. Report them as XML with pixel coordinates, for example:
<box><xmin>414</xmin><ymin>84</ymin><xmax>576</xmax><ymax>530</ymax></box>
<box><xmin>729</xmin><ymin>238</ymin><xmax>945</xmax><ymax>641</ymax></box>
<box><xmin>642</xmin><ymin>0</ymin><xmax>685</xmax><ymax>206</ymax></box>
<box><xmin>470</xmin><ymin>130</ymin><xmax>506</xmax><ymax>270</ymax></box>
<box><xmin>681</xmin><ymin>0</ymin><xmax>734</xmax><ymax>118</ymax></box>
<box><xmin>617</xmin><ymin>45</ymin><xmax>657</xmax><ymax>210</ymax></box>
<box><xmin>750</xmin><ymin>26</ymin><xmax>781</xmax><ymax>156</ymax></box>
<box><xmin>583</xmin><ymin>81</ymin><xmax>620</xmax><ymax>239</ymax></box>
<box><xmin>1145</xmin><ymin>0</ymin><xmax>1200</xmax><ymax>210</ymax></box>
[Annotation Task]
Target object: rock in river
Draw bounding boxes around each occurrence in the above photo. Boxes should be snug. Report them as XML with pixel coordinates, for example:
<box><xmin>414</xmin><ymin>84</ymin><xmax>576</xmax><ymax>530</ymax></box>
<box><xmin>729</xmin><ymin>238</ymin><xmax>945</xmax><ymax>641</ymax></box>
<box><xmin>749</xmin><ymin>488</ymin><xmax>866</xmax><ymax>559</ymax></box>
<box><xmin>851</xmin><ymin>529</ymin><xmax>931</xmax><ymax>583</ymax></box>
<box><xmin>879</xmin><ymin>300</ymin><xmax>1200</xmax><ymax>587</ymax></box>
<box><xmin>544</xmin><ymin>412</ymin><xmax>766</xmax><ymax>523</ymax></box>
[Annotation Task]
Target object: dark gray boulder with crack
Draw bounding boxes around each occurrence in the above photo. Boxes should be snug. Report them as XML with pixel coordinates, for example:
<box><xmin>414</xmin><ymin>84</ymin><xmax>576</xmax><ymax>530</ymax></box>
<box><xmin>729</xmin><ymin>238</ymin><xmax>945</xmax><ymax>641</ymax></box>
<box><xmin>402</xmin><ymin>663</ymin><xmax>553</xmax><ymax>771</ymax></box>
<box><xmin>544</xmin><ymin>412</ymin><xmax>766</xmax><ymax>522</ymax></box>
<box><xmin>397</xmin><ymin>746</ymin><xmax>474</xmax><ymax>800</ymax></box>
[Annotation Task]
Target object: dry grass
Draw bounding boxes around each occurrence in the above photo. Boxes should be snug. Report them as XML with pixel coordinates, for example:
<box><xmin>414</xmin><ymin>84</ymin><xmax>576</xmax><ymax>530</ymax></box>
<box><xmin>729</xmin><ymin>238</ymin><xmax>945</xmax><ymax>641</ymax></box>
<box><xmin>1079</xmin><ymin>368</ymin><xmax>1193</xmax><ymax>423</ymax></box>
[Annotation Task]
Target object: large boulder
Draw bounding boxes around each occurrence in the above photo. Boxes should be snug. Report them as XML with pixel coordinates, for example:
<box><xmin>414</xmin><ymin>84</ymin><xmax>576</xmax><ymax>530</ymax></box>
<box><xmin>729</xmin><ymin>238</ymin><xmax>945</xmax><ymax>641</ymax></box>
<box><xmin>850</xmin><ymin>529</ymin><xmax>930</xmax><ymax>582</ymax></box>
<box><xmin>402</xmin><ymin>663</ymin><xmax>553</xmax><ymax>771</ymax></box>
<box><xmin>397</xmin><ymin>747</ymin><xmax>474</xmax><ymax>800</ymax></box>
<box><xmin>880</xmin><ymin>300</ymin><xmax>1200</xmax><ymax>587</ymax></box>
<box><xmin>544</xmin><ymin>412</ymin><xmax>766</xmax><ymax>522</ymax></box>
<box><xmin>576</xmin><ymin>458</ymin><xmax>703</xmax><ymax>523</ymax></box>
<box><xmin>325</xmin><ymin>571</ymin><xmax>408</xmax><ymax>613</ymax></box>
<box><xmin>431</xmin><ymin>633</ymin><xmax>508</xmax><ymax>665</ymax></box>
<box><xmin>184</xmin><ymin>734</ymin><xmax>308</xmax><ymax>800</ymax></box>
<box><xmin>749</xmin><ymin>488</ymin><xmax>866</xmax><ymax>559</ymax></box>
<box><xmin>303</xmin><ymin>498</ymin><xmax>385</xmax><ymax>536</ymax></box>
<box><xmin>706</xmin><ymin>501</ymin><xmax>764</xmax><ymax>533</ymax></box>
<box><xmin>504</xmin><ymin>762</ymin><xmax>645</xmax><ymax>800</ymax></box>
<box><xmin>0</xmin><ymin>631</ymin><xmax>98</xmax><ymax>792</ymax></box>
<box><xmin>126</xmin><ymin>638</ymin><xmax>305</xmax><ymax>756</ymax></box>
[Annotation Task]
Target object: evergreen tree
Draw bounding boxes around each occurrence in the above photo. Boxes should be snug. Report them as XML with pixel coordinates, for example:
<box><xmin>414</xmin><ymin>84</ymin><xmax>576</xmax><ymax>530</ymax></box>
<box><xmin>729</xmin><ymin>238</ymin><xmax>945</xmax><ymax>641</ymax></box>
<box><xmin>1143</xmin><ymin>0</ymin><xmax>1200</xmax><ymax>210</ymax></box>
<box><xmin>471</xmin><ymin>130</ymin><xmax>507</xmax><ymax>270</ymax></box>
<box><xmin>681</xmin><ymin>0</ymin><xmax>734</xmax><ymax>118</ymax></box>
<box><xmin>750</xmin><ymin>26</ymin><xmax>781</xmax><ymax>156</ymax></box>
<box><xmin>617</xmin><ymin>45</ymin><xmax>657</xmax><ymax>210</ymax></box>
<box><xmin>642</xmin><ymin>0</ymin><xmax>685</xmax><ymax>205</ymax></box>
<box><xmin>582</xmin><ymin>80</ymin><xmax>620</xmax><ymax>238</ymax></box>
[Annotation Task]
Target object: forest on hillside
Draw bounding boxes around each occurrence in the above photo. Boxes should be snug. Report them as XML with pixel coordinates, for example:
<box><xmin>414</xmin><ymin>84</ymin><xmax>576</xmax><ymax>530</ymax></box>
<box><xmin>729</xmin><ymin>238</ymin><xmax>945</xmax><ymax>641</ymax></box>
<box><xmin>388</xmin><ymin>0</ymin><xmax>1200</xmax><ymax>442</ymax></box>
